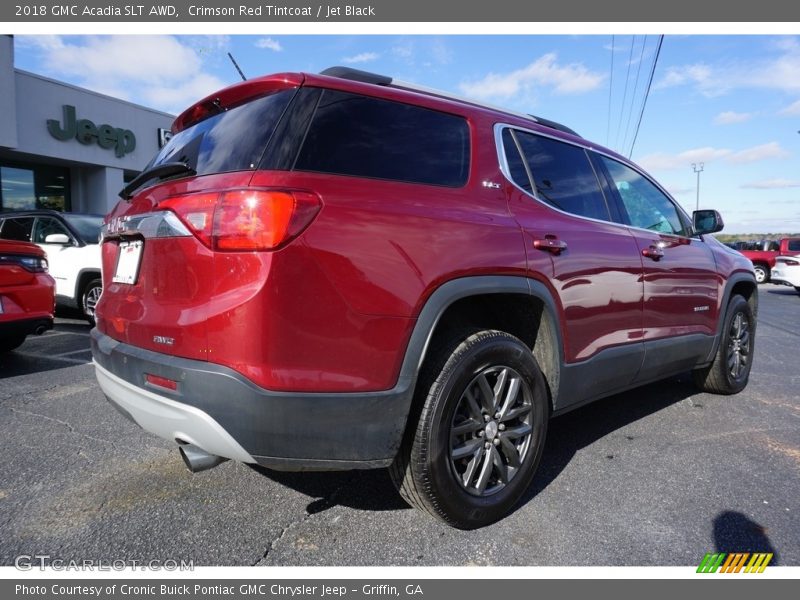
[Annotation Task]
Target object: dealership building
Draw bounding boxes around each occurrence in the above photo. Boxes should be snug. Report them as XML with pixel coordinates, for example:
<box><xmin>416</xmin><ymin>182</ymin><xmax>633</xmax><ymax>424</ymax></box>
<box><xmin>0</xmin><ymin>35</ymin><xmax>174</xmax><ymax>215</ymax></box>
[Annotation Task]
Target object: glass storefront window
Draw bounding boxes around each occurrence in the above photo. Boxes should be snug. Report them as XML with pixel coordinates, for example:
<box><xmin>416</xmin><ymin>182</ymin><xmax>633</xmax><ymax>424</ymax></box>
<box><xmin>0</xmin><ymin>162</ymin><xmax>70</xmax><ymax>211</ymax></box>
<box><xmin>1</xmin><ymin>167</ymin><xmax>36</xmax><ymax>210</ymax></box>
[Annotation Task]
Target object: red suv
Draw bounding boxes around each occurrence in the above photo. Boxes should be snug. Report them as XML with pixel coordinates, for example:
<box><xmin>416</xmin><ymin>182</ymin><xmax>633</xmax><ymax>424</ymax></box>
<box><xmin>92</xmin><ymin>67</ymin><xmax>758</xmax><ymax>528</ymax></box>
<box><xmin>1</xmin><ymin>239</ymin><xmax>54</xmax><ymax>353</ymax></box>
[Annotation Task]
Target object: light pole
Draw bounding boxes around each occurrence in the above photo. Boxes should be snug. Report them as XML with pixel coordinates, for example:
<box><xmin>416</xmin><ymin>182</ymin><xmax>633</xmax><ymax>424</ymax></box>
<box><xmin>692</xmin><ymin>162</ymin><xmax>704</xmax><ymax>211</ymax></box>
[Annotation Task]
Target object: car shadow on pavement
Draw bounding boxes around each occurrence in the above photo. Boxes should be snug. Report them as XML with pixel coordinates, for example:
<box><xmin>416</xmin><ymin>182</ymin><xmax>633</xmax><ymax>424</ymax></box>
<box><xmin>516</xmin><ymin>373</ymin><xmax>700</xmax><ymax>514</ymax></box>
<box><xmin>1</xmin><ymin>313</ymin><xmax>93</xmax><ymax>379</ymax></box>
<box><xmin>249</xmin><ymin>374</ymin><xmax>699</xmax><ymax>518</ymax></box>
<box><xmin>765</xmin><ymin>288</ymin><xmax>798</xmax><ymax>296</ymax></box>
<box><xmin>248</xmin><ymin>464</ymin><xmax>410</xmax><ymax>513</ymax></box>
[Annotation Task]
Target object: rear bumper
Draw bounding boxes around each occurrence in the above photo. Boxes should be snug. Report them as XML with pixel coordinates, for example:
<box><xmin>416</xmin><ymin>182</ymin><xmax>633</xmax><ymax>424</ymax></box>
<box><xmin>90</xmin><ymin>329</ymin><xmax>413</xmax><ymax>470</ymax></box>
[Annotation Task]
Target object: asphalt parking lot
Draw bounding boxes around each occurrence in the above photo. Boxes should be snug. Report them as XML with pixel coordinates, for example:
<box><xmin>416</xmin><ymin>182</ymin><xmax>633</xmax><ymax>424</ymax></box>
<box><xmin>1</xmin><ymin>286</ymin><xmax>798</xmax><ymax>567</ymax></box>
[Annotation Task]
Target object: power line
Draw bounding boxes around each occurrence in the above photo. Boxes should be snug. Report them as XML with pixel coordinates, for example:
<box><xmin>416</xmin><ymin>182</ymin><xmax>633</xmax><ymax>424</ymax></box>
<box><xmin>614</xmin><ymin>35</ymin><xmax>636</xmax><ymax>152</ymax></box>
<box><xmin>606</xmin><ymin>35</ymin><xmax>615</xmax><ymax>147</ymax></box>
<box><xmin>629</xmin><ymin>34</ymin><xmax>664</xmax><ymax>159</ymax></box>
<box><xmin>621</xmin><ymin>35</ymin><xmax>647</xmax><ymax>154</ymax></box>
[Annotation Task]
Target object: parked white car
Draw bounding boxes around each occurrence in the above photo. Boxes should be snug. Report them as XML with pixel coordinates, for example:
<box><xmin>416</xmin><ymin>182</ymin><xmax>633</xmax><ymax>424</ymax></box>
<box><xmin>0</xmin><ymin>210</ymin><xmax>104</xmax><ymax>322</ymax></box>
<box><xmin>771</xmin><ymin>255</ymin><xmax>800</xmax><ymax>295</ymax></box>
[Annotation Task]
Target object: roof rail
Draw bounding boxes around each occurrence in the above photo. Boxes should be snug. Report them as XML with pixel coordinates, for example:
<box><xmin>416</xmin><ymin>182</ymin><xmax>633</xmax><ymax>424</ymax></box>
<box><xmin>319</xmin><ymin>66</ymin><xmax>581</xmax><ymax>138</ymax></box>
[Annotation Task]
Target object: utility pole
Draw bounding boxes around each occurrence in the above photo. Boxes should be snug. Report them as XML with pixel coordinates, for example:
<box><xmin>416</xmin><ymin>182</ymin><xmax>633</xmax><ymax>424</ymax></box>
<box><xmin>692</xmin><ymin>162</ymin><xmax>704</xmax><ymax>211</ymax></box>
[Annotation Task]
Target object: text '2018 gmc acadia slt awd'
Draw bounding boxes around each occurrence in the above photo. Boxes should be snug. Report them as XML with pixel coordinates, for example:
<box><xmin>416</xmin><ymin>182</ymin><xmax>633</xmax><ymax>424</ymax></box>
<box><xmin>92</xmin><ymin>67</ymin><xmax>757</xmax><ymax>529</ymax></box>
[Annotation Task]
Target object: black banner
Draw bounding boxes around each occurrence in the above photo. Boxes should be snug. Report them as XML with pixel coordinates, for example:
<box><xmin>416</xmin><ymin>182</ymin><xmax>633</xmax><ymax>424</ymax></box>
<box><xmin>3</xmin><ymin>0</ymin><xmax>800</xmax><ymax>22</ymax></box>
<box><xmin>5</xmin><ymin>579</ymin><xmax>798</xmax><ymax>600</ymax></box>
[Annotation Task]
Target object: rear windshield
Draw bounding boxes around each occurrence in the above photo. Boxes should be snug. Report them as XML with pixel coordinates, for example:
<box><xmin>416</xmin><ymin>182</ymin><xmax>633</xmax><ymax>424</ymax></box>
<box><xmin>147</xmin><ymin>89</ymin><xmax>295</xmax><ymax>176</ymax></box>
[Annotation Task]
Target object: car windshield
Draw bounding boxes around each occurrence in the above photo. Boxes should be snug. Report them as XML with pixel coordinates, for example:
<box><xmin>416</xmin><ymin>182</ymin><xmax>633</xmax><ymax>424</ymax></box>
<box><xmin>63</xmin><ymin>214</ymin><xmax>104</xmax><ymax>244</ymax></box>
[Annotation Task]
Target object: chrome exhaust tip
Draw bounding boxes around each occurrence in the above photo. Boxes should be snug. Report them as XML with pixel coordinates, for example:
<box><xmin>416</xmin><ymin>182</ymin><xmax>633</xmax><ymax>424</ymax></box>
<box><xmin>34</xmin><ymin>325</ymin><xmax>48</xmax><ymax>335</ymax></box>
<box><xmin>178</xmin><ymin>443</ymin><xmax>228</xmax><ymax>473</ymax></box>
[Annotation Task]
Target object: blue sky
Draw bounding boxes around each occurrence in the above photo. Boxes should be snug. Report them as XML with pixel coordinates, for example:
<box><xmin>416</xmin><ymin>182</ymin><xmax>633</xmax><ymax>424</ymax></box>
<box><xmin>13</xmin><ymin>34</ymin><xmax>800</xmax><ymax>234</ymax></box>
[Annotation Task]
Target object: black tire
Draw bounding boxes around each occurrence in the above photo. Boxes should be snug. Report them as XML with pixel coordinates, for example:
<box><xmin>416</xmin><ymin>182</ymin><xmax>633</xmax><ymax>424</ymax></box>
<box><xmin>0</xmin><ymin>334</ymin><xmax>26</xmax><ymax>354</ymax></box>
<box><xmin>81</xmin><ymin>278</ymin><xmax>102</xmax><ymax>325</ymax></box>
<box><xmin>390</xmin><ymin>329</ymin><xmax>549</xmax><ymax>529</ymax></box>
<box><xmin>692</xmin><ymin>295</ymin><xmax>755</xmax><ymax>395</ymax></box>
<box><xmin>753</xmin><ymin>264</ymin><xmax>768</xmax><ymax>284</ymax></box>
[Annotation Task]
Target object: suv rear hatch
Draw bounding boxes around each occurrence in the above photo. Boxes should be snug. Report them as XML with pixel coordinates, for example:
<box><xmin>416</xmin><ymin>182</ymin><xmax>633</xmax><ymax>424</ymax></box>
<box><xmin>97</xmin><ymin>74</ymin><xmax>318</xmax><ymax>361</ymax></box>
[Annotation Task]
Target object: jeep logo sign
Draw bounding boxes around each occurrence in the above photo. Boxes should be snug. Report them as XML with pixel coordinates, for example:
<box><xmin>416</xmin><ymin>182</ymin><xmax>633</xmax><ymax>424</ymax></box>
<box><xmin>47</xmin><ymin>105</ymin><xmax>136</xmax><ymax>157</ymax></box>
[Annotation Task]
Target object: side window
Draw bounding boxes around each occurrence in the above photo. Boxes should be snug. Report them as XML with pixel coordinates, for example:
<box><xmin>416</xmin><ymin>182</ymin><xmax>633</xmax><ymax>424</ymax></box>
<box><xmin>294</xmin><ymin>90</ymin><xmax>470</xmax><ymax>187</ymax></box>
<box><xmin>32</xmin><ymin>218</ymin><xmax>71</xmax><ymax>244</ymax></box>
<box><xmin>514</xmin><ymin>131</ymin><xmax>611</xmax><ymax>222</ymax></box>
<box><xmin>501</xmin><ymin>129</ymin><xmax>532</xmax><ymax>193</ymax></box>
<box><xmin>598</xmin><ymin>156</ymin><xmax>687</xmax><ymax>236</ymax></box>
<box><xmin>788</xmin><ymin>240</ymin><xmax>800</xmax><ymax>252</ymax></box>
<box><xmin>0</xmin><ymin>217</ymin><xmax>34</xmax><ymax>242</ymax></box>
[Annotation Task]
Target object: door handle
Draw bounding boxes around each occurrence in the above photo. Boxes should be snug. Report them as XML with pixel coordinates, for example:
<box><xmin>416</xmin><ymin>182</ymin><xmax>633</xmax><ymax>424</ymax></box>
<box><xmin>642</xmin><ymin>245</ymin><xmax>665</xmax><ymax>261</ymax></box>
<box><xmin>533</xmin><ymin>237</ymin><xmax>568</xmax><ymax>255</ymax></box>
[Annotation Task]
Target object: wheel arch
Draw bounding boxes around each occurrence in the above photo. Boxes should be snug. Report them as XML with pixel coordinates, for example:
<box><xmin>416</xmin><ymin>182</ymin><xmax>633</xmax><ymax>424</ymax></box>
<box><xmin>703</xmin><ymin>272</ymin><xmax>758</xmax><ymax>364</ymax></box>
<box><xmin>398</xmin><ymin>276</ymin><xmax>564</xmax><ymax>413</ymax></box>
<box><xmin>74</xmin><ymin>269</ymin><xmax>102</xmax><ymax>304</ymax></box>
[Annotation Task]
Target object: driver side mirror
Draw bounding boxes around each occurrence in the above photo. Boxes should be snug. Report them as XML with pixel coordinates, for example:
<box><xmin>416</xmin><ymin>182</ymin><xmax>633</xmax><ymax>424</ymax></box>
<box><xmin>44</xmin><ymin>233</ymin><xmax>71</xmax><ymax>245</ymax></box>
<box><xmin>693</xmin><ymin>209</ymin><xmax>724</xmax><ymax>235</ymax></box>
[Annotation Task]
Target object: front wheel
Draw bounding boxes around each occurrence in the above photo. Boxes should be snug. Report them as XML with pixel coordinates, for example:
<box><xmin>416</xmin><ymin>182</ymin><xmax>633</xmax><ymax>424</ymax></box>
<box><xmin>753</xmin><ymin>264</ymin><xmax>768</xmax><ymax>284</ymax></box>
<box><xmin>81</xmin><ymin>278</ymin><xmax>102</xmax><ymax>325</ymax></box>
<box><xmin>693</xmin><ymin>295</ymin><xmax>755</xmax><ymax>395</ymax></box>
<box><xmin>390</xmin><ymin>330</ymin><xmax>549</xmax><ymax>529</ymax></box>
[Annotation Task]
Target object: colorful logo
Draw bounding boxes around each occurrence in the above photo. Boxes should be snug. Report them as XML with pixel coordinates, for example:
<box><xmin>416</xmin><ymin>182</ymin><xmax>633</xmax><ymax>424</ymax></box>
<box><xmin>697</xmin><ymin>552</ymin><xmax>773</xmax><ymax>573</ymax></box>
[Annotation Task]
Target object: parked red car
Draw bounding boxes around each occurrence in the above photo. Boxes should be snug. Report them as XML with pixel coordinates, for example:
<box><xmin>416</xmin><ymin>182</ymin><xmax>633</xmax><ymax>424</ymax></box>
<box><xmin>92</xmin><ymin>67</ymin><xmax>758</xmax><ymax>528</ymax></box>
<box><xmin>739</xmin><ymin>237</ymin><xmax>800</xmax><ymax>283</ymax></box>
<box><xmin>0</xmin><ymin>240</ymin><xmax>55</xmax><ymax>353</ymax></box>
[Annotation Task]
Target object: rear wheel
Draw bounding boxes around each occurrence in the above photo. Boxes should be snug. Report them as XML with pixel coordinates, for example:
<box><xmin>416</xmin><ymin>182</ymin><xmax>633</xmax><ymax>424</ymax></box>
<box><xmin>693</xmin><ymin>295</ymin><xmax>754</xmax><ymax>395</ymax></box>
<box><xmin>390</xmin><ymin>330</ymin><xmax>549</xmax><ymax>529</ymax></box>
<box><xmin>81</xmin><ymin>278</ymin><xmax>102</xmax><ymax>325</ymax></box>
<box><xmin>753</xmin><ymin>264</ymin><xmax>768</xmax><ymax>284</ymax></box>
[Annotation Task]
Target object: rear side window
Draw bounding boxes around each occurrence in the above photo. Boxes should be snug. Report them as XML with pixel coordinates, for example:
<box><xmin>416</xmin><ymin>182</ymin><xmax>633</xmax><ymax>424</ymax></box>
<box><xmin>149</xmin><ymin>89</ymin><xmax>295</xmax><ymax>176</ymax></box>
<box><xmin>788</xmin><ymin>240</ymin><xmax>800</xmax><ymax>252</ymax></box>
<box><xmin>0</xmin><ymin>217</ymin><xmax>34</xmax><ymax>242</ymax></box>
<box><xmin>501</xmin><ymin>129</ymin><xmax>533</xmax><ymax>193</ymax></box>
<box><xmin>294</xmin><ymin>90</ymin><xmax>470</xmax><ymax>187</ymax></box>
<box><xmin>512</xmin><ymin>131</ymin><xmax>611</xmax><ymax>222</ymax></box>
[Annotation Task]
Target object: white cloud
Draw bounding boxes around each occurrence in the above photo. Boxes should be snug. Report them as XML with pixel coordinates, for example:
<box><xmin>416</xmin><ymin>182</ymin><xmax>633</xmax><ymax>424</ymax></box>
<box><xmin>714</xmin><ymin>110</ymin><xmax>753</xmax><ymax>125</ymax></box>
<box><xmin>741</xmin><ymin>178</ymin><xmax>800</xmax><ymax>189</ymax></box>
<box><xmin>665</xmin><ymin>185</ymin><xmax>694</xmax><ymax>196</ymax></box>
<box><xmin>637</xmin><ymin>147</ymin><xmax>731</xmax><ymax>171</ymax></box>
<box><xmin>23</xmin><ymin>35</ymin><xmax>228</xmax><ymax>114</ymax></box>
<box><xmin>637</xmin><ymin>142</ymin><xmax>790</xmax><ymax>171</ymax></box>
<box><xmin>342</xmin><ymin>52</ymin><xmax>379</xmax><ymax>64</ymax></box>
<box><xmin>779</xmin><ymin>99</ymin><xmax>800</xmax><ymax>116</ymax></box>
<box><xmin>654</xmin><ymin>64</ymin><xmax>712</xmax><ymax>91</ymax></box>
<box><xmin>727</xmin><ymin>142</ymin><xmax>789</xmax><ymax>164</ymax></box>
<box><xmin>16</xmin><ymin>35</ymin><xmax>65</xmax><ymax>51</ymax></box>
<box><xmin>655</xmin><ymin>41</ymin><xmax>800</xmax><ymax>96</ymax></box>
<box><xmin>255</xmin><ymin>38</ymin><xmax>282</xmax><ymax>52</ymax></box>
<box><xmin>459</xmin><ymin>53</ymin><xmax>604</xmax><ymax>101</ymax></box>
<box><xmin>391</xmin><ymin>42</ymin><xmax>414</xmax><ymax>60</ymax></box>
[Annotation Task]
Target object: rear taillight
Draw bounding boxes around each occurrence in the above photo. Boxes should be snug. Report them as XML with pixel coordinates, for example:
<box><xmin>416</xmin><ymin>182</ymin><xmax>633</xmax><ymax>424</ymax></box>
<box><xmin>159</xmin><ymin>192</ymin><xmax>218</xmax><ymax>247</ymax></box>
<box><xmin>0</xmin><ymin>255</ymin><xmax>48</xmax><ymax>272</ymax></box>
<box><xmin>161</xmin><ymin>189</ymin><xmax>320</xmax><ymax>251</ymax></box>
<box><xmin>782</xmin><ymin>259</ymin><xmax>799</xmax><ymax>266</ymax></box>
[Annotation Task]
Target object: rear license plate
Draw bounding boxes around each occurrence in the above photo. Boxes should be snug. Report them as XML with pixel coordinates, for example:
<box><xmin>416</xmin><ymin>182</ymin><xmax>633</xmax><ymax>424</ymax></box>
<box><xmin>113</xmin><ymin>240</ymin><xmax>143</xmax><ymax>284</ymax></box>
